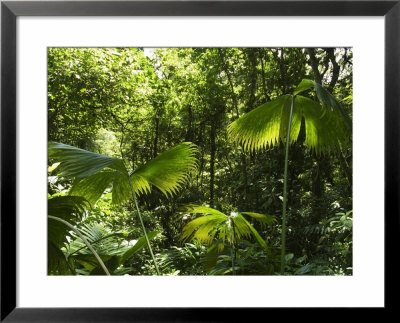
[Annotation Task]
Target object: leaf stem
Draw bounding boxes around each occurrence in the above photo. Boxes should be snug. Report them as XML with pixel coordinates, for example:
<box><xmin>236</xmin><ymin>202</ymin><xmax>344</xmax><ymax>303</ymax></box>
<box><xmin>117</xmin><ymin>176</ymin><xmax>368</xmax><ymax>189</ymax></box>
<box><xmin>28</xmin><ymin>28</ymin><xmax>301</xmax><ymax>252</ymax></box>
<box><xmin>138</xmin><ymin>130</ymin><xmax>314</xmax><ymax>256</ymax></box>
<box><xmin>280</xmin><ymin>95</ymin><xmax>294</xmax><ymax>275</ymax></box>
<box><xmin>228</xmin><ymin>217</ymin><xmax>235</xmax><ymax>275</ymax></box>
<box><xmin>48</xmin><ymin>215</ymin><xmax>110</xmax><ymax>276</ymax></box>
<box><xmin>127</xmin><ymin>177</ymin><xmax>161</xmax><ymax>275</ymax></box>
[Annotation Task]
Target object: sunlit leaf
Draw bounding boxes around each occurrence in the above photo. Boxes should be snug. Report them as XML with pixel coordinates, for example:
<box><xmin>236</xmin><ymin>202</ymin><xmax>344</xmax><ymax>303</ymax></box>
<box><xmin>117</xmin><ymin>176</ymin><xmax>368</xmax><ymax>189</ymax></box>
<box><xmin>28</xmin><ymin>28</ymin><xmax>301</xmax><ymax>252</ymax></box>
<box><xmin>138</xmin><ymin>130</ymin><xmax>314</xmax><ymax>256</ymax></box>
<box><xmin>49</xmin><ymin>141</ymin><xmax>198</xmax><ymax>205</ymax></box>
<box><xmin>133</xmin><ymin>142</ymin><xmax>198</xmax><ymax>197</ymax></box>
<box><xmin>228</xmin><ymin>80</ymin><xmax>352</xmax><ymax>155</ymax></box>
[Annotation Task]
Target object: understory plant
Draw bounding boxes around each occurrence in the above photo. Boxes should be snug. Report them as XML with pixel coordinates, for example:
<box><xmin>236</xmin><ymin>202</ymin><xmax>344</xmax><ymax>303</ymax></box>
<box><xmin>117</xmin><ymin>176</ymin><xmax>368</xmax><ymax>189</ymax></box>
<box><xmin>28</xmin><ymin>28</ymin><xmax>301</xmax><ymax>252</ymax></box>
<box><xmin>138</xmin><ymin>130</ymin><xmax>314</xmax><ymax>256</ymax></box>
<box><xmin>48</xmin><ymin>194</ymin><xmax>159</xmax><ymax>275</ymax></box>
<box><xmin>228</xmin><ymin>79</ymin><xmax>351</xmax><ymax>274</ymax></box>
<box><xmin>180</xmin><ymin>204</ymin><xmax>276</xmax><ymax>274</ymax></box>
<box><xmin>49</xmin><ymin>141</ymin><xmax>197</xmax><ymax>275</ymax></box>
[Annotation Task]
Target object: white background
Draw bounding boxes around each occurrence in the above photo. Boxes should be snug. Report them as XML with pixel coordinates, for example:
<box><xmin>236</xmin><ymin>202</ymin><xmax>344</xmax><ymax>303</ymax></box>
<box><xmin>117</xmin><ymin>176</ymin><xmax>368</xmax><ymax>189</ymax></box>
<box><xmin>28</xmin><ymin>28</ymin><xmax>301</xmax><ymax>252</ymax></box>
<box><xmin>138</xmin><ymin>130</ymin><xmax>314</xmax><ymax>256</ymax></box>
<box><xmin>17</xmin><ymin>17</ymin><xmax>384</xmax><ymax>307</ymax></box>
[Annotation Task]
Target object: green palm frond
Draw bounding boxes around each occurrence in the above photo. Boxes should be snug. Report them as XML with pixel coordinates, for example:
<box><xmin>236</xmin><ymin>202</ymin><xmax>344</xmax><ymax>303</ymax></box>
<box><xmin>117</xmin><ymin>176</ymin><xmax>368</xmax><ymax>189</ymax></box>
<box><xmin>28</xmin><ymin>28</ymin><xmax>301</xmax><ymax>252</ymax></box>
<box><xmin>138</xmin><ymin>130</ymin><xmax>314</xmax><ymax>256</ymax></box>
<box><xmin>48</xmin><ymin>195</ymin><xmax>90</xmax><ymax>221</ymax></box>
<box><xmin>240</xmin><ymin>212</ymin><xmax>277</xmax><ymax>227</ymax></box>
<box><xmin>69</xmin><ymin>171</ymin><xmax>117</xmax><ymax>206</ymax></box>
<box><xmin>180</xmin><ymin>205</ymin><xmax>273</xmax><ymax>249</ymax></box>
<box><xmin>49</xmin><ymin>141</ymin><xmax>198</xmax><ymax>205</ymax></box>
<box><xmin>181</xmin><ymin>214</ymin><xmax>227</xmax><ymax>243</ymax></box>
<box><xmin>235</xmin><ymin>214</ymin><xmax>267</xmax><ymax>250</ymax></box>
<box><xmin>228</xmin><ymin>95</ymin><xmax>294</xmax><ymax>151</ymax></box>
<box><xmin>294</xmin><ymin>79</ymin><xmax>352</xmax><ymax>129</ymax></box>
<box><xmin>295</xmin><ymin>95</ymin><xmax>350</xmax><ymax>154</ymax></box>
<box><xmin>182</xmin><ymin>204</ymin><xmax>226</xmax><ymax>216</ymax></box>
<box><xmin>228</xmin><ymin>79</ymin><xmax>351</xmax><ymax>154</ymax></box>
<box><xmin>48</xmin><ymin>142</ymin><xmax>126</xmax><ymax>178</ymax></box>
<box><xmin>132</xmin><ymin>142</ymin><xmax>198</xmax><ymax>197</ymax></box>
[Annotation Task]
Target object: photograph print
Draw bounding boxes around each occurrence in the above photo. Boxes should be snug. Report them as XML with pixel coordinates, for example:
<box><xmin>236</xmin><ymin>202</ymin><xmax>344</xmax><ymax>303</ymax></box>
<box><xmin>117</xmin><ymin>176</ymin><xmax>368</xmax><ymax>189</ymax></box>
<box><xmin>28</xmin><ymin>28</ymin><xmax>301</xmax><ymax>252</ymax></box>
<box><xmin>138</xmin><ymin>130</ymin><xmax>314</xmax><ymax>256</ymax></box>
<box><xmin>47</xmin><ymin>47</ymin><xmax>352</xmax><ymax>276</ymax></box>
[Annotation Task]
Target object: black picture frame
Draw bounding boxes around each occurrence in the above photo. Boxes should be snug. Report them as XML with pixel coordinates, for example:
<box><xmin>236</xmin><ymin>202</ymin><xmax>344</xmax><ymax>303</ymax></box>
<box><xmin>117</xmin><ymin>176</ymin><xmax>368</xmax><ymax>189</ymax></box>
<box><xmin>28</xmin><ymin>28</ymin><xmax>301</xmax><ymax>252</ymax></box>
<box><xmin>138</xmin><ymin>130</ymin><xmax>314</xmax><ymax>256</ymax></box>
<box><xmin>1</xmin><ymin>0</ymin><xmax>398</xmax><ymax>321</ymax></box>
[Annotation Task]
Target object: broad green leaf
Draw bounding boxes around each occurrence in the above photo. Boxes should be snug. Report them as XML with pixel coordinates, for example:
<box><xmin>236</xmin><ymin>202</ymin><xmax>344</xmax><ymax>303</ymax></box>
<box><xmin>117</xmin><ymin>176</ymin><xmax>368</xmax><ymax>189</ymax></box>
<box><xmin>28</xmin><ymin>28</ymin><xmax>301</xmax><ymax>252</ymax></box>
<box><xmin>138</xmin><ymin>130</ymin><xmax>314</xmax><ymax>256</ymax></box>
<box><xmin>228</xmin><ymin>80</ymin><xmax>352</xmax><ymax>155</ymax></box>
<box><xmin>181</xmin><ymin>214</ymin><xmax>226</xmax><ymax>244</ymax></box>
<box><xmin>295</xmin><ymin>95</ymin><xmax>350</xmax><ymax>154</ymax></box>
<box><xmin>69</xmin><ymin>171</ymin><xmax>116</xmax><ymax>206</ymax></box>
<box><xmin>50</xmin><ymin>141</ymin><xmax>198</xmax><ymax>206</ymax></box>
<box><xmin>228</xmin><ymin>95</ymin><xmax>292</xmax><ymax>151</ymax></box>
<box><xmin>312</xmin><ymin>81</ymin><xmax>352</xmax><ymax>130</ymax></box>
<box><xmin>241</xmin><ymin>212</ymin><xmax>277</xmax><ymax>226</ymax></box>
<box><xmin>295</xmin><ymin>79</ymin><xmax>352</xmax><ymax>130</ymax></box>
<box><xmin>182</xmin><ymin>204</ymin><xmax>226</xmax><ymax>217</ymax></box>
<box><xmin>132</xmin><ymin>142</ymin><xmax>198</xmax><ymax>197</ymax></box>
<box><xmin>180</xmin><ymin>205</ymin><xmax>271</xmax><ymax>249</ymax></box>
<box><xmin>48</xmin><ymin>141</ymin><xmax>127</xmax><ymax>179</ymax></box>
<box><xmin>293</xmin><ymin>79</ymin><xmax>314</xmax><ymax>95</ymax></box>
<box><xmin>237</xmin><ymin>215</ymin><xmax>268</xmax><ymax>250</ymax></box>
<box><xmin>73</xmin><ymin>253</ymin><xmax>112</xmax><ymax>272</ymax></box>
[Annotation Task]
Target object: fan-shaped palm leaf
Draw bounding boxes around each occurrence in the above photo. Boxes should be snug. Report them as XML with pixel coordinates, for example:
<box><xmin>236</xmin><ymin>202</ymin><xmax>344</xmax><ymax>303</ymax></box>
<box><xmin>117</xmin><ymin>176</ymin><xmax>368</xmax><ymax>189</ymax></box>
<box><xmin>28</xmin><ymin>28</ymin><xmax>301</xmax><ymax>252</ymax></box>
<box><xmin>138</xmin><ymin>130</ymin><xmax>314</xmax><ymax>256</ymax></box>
<box><xmin>294</xmin><ymin>78</ymin><xmax>352</xmax><ymax>129</ymax></box>
<box><xmin>228</xmin><ymin>79</ymin><xmax>352</xmax><ymax>274</ymax></box>
<box><xmin>49</xmin><ymin>141</ymin><xmax>198</xmax><ymax>204</ymax></box>
<box><xmin>48</xmin><ymin>141</ymin><xmax>126</xmax><ymax>178</ymax></box>
<box><xmin>180</xmin><ymin>205</ymin><xmax>275</xmax><ymax>275</ymax></box>
<box><xmin>132</xmin><ymin>142</ymin><xmax>198</xmax><ymax>197</ymax></box>
<box><xmin>228</xmin><ymin>85</ymin><xmax>351</xmax><ymax>154</ymax></box>
<box><xmin>49</xmin><ymin>141</ymin><xmax>198</xmax><ymax>275</ymax></box>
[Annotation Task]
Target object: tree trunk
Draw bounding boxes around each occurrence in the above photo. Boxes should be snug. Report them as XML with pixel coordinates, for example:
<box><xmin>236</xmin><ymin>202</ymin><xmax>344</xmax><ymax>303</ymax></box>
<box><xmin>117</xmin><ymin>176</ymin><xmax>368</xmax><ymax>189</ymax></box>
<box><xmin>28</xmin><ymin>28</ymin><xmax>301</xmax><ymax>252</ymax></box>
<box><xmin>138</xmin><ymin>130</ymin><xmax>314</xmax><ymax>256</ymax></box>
<box><xmin>185</xmin><ymin>105</ymin><xmax>193</xmax><ymax>142</ymax></box>
<box><xmin>210</xmin><ymin>117</ymin><xmax>216</xmax><ymax>206</ymax></box>
<box><xmin>153</xmin><ymin>114</ymin><xmax>160</xmax><ymax>158</ymax></box>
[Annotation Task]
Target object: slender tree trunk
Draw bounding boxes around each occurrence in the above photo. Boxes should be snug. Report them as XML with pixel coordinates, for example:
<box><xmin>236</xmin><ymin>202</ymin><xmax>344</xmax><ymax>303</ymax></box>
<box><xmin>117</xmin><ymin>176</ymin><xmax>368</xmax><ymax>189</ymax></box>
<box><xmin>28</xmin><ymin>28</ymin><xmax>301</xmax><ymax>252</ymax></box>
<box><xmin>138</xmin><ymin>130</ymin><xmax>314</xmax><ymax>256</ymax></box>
<box><xmin>128</xmin><ymin>177</ymin><xmax>161</xmax><ymax>275</ymax></box>
<box><xmin>210</xmin><ymin>117</ymin><xmax>216</xmax><ymax>206</ymax></box>
<box><xmin>153</xmin><ymin>114</ymin><xmax>160</xmax><ymax>158</ymax></box>
<box><xmin>259</xmin><ymin>49</ymin><xmax>271</xmax><ymax>101</ymax></box>
<box><xmin>280</xmin><ymin>95</ymin><xmax>294</xmax><ymax>275</ymax></box>
<box><xmin>245</xmin><ymin>49</ymin><xmax>257</xmax><ymax>113</ymax></box>
<box><xmin>185</xmin><ymin>105</ymin><xmax>193</xmax><ymax>142</ymax></box>
<box><xmin>228</xmin><ymin>217</ymin><xmax>235</xmax><ymax>275</ymax></box>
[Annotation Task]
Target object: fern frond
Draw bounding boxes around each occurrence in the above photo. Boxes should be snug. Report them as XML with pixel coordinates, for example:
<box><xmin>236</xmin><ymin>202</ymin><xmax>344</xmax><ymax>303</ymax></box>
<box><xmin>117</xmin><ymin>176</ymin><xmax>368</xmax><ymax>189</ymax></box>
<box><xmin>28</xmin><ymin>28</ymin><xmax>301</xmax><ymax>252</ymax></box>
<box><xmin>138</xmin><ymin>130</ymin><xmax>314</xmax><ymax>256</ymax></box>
<box><xmin>48</xmin><ymin>195</ymin><xmax>90</xmax><ymax>247</ymax></box>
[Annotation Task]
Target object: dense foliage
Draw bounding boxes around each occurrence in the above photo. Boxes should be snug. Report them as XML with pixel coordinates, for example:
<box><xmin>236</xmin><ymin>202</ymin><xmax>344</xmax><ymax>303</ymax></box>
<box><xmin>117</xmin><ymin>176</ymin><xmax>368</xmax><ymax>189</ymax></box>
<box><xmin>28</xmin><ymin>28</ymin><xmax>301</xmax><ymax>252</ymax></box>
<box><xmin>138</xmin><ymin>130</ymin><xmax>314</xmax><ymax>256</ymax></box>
<box><xmin>48</xmin><ymin>47</ymin><xmax>352</xmax><ymax>275</ymax></box>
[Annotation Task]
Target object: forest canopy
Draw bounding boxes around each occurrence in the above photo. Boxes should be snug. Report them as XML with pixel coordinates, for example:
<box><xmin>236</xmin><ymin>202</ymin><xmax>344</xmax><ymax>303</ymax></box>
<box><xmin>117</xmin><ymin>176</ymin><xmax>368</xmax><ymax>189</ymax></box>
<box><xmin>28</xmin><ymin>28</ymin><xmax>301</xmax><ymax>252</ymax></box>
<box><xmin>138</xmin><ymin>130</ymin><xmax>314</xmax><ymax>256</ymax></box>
<box><xmin>48</xmin><ymin>47</ymin><xmax>352</xmax><ymax>276</ymax></box>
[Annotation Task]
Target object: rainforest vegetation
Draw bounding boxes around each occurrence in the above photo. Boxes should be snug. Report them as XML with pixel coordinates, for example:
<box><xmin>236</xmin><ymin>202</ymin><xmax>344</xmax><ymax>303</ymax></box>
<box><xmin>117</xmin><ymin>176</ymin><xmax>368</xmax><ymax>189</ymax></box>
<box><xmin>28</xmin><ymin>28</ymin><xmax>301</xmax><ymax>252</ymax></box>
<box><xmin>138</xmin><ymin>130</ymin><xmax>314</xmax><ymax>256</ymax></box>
<box><xmin>48</xmin><ymin>47</ymin><xmax>353</xmax><ymax>276</ymax></box>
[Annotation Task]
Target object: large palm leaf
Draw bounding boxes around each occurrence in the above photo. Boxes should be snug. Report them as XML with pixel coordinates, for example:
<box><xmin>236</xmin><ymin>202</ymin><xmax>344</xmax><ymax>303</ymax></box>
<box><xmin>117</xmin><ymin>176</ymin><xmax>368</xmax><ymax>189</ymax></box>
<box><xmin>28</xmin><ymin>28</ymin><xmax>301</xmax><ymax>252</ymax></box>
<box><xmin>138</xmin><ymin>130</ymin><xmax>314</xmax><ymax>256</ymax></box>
<box><xmin>227</xmin><ymin>79</ymin><xmax>352</xmax><ymax>274</ymax></box>
<box><xmin>228</xmin><ymin>81</ymin><xmax>351</xmax><ymax>154</ymax></box>
<box><xmin>49</xmin><ymin>141</ymin><xmax>198</xmax><ymax>275</ymax></box>
<box><xmin>49</xmin><ymin>141</ymin><xmax>198</xmax><ymax>205</ymax></box>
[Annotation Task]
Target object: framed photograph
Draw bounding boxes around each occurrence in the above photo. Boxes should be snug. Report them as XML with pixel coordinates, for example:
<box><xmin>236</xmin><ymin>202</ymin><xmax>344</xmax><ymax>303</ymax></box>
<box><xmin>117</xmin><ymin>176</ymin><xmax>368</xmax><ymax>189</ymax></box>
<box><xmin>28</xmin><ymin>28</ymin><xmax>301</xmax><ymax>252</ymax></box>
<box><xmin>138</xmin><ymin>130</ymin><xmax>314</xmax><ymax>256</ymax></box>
<box><xmin>1</xmin><ymin>0</ymin><xmax>398</xmax><ymax>321</ymax></box>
